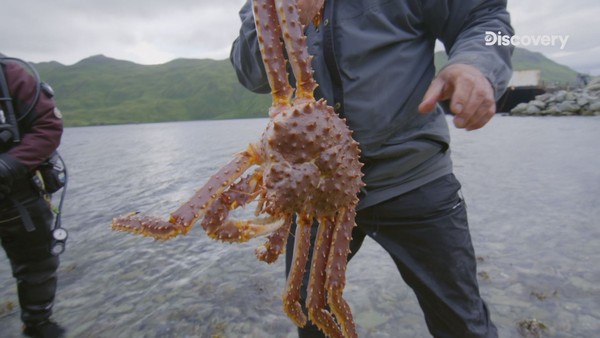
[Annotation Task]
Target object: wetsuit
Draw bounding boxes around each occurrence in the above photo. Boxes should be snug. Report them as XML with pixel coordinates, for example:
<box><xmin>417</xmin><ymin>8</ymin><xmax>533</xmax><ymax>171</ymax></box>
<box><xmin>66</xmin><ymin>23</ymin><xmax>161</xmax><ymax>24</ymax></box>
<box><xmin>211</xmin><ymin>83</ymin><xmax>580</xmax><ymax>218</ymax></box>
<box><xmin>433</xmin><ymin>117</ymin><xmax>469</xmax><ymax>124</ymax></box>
<box><xmin>0</xmin><ymin>55</ymin><xmax>64</xmax><ymax>327</ymax></box>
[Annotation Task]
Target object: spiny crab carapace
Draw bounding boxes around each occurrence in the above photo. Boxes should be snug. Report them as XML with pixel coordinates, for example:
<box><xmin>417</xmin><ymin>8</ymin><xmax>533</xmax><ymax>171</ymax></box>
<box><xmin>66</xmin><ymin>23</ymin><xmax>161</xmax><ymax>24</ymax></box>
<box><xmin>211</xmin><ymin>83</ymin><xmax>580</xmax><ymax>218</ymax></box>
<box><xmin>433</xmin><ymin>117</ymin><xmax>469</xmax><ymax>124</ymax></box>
<box><xmin>111</xmin><ymin>0</ymin><xmax>363</xmax><ymax>337</ymax></box>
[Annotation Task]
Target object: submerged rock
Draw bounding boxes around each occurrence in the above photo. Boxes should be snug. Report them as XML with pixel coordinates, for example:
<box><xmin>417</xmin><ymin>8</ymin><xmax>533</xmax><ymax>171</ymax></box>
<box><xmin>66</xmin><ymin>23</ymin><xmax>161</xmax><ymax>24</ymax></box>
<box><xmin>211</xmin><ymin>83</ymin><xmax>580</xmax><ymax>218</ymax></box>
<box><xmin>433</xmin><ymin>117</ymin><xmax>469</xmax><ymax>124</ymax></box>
<box><xmin>355</xmin><ymin>309</ymin><xmax>390</xmax><ymax>329</ymax></box>
<box><xmin>517</xmin><ymin>318</ymin><xmax>547</xmax><ymax>338</ymax></box>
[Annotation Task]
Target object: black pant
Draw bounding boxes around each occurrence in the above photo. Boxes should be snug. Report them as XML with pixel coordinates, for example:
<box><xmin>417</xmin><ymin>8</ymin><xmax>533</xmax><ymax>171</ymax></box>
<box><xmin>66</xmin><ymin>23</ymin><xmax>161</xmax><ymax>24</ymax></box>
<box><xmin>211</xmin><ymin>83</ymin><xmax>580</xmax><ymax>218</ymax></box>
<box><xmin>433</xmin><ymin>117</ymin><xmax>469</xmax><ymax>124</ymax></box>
<box><xmin>0</xmin><ymin>191</ymin><xmax>59</xmax><ymax>325</ymax></box>
<box><xmin>285</xmin><ymin>174</ymin><xmax>497</xmax><ymax>338</ymax></box>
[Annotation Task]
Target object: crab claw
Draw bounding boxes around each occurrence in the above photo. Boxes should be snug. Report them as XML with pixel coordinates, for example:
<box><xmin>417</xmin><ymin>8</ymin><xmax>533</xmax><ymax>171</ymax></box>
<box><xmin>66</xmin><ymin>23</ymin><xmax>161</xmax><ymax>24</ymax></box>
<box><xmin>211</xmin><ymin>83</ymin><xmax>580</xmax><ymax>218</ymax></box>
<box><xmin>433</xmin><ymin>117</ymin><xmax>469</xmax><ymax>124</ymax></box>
<box><xmin>254</xmin><ymin>215</ymin><xmax>292</xmax><ymax>263</ymax></box>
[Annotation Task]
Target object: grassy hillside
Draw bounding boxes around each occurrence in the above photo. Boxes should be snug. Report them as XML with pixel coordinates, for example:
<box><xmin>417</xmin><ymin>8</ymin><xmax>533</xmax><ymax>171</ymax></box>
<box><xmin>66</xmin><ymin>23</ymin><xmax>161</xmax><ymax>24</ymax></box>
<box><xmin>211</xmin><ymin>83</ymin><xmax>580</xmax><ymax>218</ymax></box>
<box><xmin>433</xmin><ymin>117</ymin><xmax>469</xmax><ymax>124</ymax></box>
<box><xmin>35</xmin><ymin>48</ymin><xmax>578</xmax><ymax>127</ymax></box>
<box><xmin>36</xmin><ymin>55</ymin><xmax>271</xmax><ymax>126</ymax></box>
<box><xmin>509</xmin><ymin>48</ymin><xmax>579</xmax><ymax>86</ymax></box>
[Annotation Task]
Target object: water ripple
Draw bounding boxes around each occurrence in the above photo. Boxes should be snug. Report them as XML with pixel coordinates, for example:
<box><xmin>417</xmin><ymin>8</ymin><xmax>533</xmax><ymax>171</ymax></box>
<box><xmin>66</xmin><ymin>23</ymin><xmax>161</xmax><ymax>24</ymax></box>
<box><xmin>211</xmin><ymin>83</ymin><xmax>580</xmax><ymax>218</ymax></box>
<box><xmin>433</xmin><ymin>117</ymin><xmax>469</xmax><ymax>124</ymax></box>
<box><xmin>1</xmin><ymin>117</ymin><xmax>599</xmax><ymax>337</ymax></box>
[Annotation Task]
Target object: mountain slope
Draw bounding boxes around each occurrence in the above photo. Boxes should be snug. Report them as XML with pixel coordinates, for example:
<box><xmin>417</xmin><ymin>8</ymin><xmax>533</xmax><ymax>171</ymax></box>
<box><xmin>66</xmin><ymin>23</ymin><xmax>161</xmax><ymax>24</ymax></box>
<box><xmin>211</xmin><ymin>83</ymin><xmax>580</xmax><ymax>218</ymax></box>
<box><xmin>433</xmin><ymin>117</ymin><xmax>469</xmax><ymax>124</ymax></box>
<box><xmin>36</xmin><ymin>55</ymin><xmax>271</xmax><ymax>126</ymax></box>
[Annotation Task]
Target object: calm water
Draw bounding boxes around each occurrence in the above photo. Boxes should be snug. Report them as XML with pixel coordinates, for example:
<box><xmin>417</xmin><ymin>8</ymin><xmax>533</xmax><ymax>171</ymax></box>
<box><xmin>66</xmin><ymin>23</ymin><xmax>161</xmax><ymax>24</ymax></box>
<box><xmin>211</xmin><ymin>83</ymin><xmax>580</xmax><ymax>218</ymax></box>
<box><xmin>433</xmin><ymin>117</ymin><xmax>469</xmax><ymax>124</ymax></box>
<box><xmin>0</xmin><ymin>116</ymin><xmax>599</xmax><ymax>337</ymax></box>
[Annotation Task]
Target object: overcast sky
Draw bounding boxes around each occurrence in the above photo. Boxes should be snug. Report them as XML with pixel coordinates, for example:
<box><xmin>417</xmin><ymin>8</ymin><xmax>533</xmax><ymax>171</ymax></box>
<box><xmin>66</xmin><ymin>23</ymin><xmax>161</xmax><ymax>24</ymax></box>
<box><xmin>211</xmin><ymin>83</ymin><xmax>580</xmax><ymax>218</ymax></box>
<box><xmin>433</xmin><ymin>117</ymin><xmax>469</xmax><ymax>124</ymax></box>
<box><xmin>2</xmin><ymin>0</ymin><xmax>599</xmax><ymax>75</ymax></box>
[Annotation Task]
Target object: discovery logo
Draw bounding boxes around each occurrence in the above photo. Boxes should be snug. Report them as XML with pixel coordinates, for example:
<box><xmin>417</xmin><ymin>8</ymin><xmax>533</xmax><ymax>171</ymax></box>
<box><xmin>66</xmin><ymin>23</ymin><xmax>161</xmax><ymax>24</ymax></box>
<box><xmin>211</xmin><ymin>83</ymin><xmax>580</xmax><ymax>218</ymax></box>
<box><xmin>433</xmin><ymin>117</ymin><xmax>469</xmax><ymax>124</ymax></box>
<box><xmin>484</xmin><ymin>31</ymin><xmax>569</xmax><ymax>50</ymax></box>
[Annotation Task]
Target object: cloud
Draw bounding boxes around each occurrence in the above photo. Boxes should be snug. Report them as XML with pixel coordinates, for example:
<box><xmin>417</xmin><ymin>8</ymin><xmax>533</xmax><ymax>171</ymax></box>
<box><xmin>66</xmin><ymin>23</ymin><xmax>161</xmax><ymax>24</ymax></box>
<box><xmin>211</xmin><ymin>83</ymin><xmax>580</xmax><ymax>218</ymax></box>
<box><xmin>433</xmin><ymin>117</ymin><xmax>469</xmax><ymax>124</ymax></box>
<box><xmin>1</xmin><ymin>0</ymin><xmax>246</xmax><ymax>65</ymax></box>
<box><xmin>1</xmin><ymin>0</ymin><xmax>599</xmax><ymax>75</ymax></box>
<box><xmin>507</xmin><ymin>0</ymin><xmax>600</xmax><ymax>74</ymax></box>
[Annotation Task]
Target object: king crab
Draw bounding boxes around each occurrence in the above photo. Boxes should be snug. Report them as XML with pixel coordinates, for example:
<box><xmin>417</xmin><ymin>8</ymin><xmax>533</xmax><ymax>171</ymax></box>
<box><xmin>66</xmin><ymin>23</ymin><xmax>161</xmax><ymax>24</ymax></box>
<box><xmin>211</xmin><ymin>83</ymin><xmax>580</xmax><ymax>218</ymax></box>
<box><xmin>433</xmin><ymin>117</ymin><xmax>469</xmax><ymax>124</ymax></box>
<box><xmin>112</xmin><ymin>0</ymin><xmax>363</xmax><ymax>336</ymax></box>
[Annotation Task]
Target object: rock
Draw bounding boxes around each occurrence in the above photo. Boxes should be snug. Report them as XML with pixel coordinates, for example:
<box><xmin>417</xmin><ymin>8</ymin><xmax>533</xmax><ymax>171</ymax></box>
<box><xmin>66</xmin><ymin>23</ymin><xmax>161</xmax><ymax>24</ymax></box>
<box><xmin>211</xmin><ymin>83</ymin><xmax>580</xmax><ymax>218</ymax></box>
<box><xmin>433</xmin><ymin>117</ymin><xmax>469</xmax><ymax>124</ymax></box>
<box><xmin>584</xmin><ymin>77</ymin><xmax>600</xmax><ymax>97</ymax></box>
<box><xmin>534</xmin><ymin>93</ymin><xmax>552</xmax><ymax>102</ymax></box>
<box><xmin>556</xmin><ymin>101</ymin><xmax>580</xmax><ymax>113</ymax></box>
<box><xmin>554</xmin><ymin>90</ymin><xmax>567</xmax><ymax>101</ymax></box>
<box><xmin>517</xmin><ymin>318</ymin><xmax>547</xmax><ymax>338</ymax></box>
<box><xmin>576</xmin><ymin>97</ymin><xmax>589</xmax><ymax>106</ymax></box>
<box><xmin>529</xmin><ymin>100</ymin><xmax>546</xmax><ymax>109</ymax></box>
<box><xmin>525</xmin><ymin>105</ymin><xmax>541</xmax><ymax>115</ymax></box>
<box><xmin>565</xmin><ymin>91</ymin><xmax>577</xmax><ymax>101</ymax></box>
<box><xmin>588</xmin><ymin>101</ymin><xmax>600</xmax><ymax>112</ymax></box>
<box><xmin>587</xmin><ymin>84</ymin><xmax>600</xmax><ymax>95</ymax></box>
<box><xmin>511</xmin><ymin>102</ymin><xmax>529</xmax><ymax>115</ymax></box>
<box><xmin>355</xmin><ymin>309</ymin><xmax>389</xmax><ymax>329</ymax></box>
<box><xmin>540</xmin><ymin>105</ymin><xmax>561</xmax><ymax>116</ymax></box>
<box><xmin>586</xmin><ymin>79</ymin><xmax>600</xmax><ymax>94</ymax></box>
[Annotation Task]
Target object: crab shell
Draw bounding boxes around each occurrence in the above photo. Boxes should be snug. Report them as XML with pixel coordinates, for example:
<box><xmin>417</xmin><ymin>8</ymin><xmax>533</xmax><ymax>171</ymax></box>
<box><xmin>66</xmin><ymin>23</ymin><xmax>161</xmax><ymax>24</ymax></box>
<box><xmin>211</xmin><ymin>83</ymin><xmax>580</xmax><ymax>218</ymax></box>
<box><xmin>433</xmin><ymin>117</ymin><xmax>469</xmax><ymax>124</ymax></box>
<box><xmin>261</xmin><ymin>99</ymin><xmax>362</xmax><ymax>217</ymax></box>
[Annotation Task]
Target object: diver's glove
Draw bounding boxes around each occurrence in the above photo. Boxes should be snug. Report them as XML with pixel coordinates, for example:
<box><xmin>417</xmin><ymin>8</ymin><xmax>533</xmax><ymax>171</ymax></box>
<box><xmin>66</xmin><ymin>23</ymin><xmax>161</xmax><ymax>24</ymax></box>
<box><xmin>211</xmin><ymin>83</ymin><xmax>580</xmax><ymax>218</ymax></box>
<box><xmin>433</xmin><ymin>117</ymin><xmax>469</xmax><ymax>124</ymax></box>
<box><xmin>0</xmin><ymin>154</ymin><xmax>28</xmax><ymax>200</ymax></box>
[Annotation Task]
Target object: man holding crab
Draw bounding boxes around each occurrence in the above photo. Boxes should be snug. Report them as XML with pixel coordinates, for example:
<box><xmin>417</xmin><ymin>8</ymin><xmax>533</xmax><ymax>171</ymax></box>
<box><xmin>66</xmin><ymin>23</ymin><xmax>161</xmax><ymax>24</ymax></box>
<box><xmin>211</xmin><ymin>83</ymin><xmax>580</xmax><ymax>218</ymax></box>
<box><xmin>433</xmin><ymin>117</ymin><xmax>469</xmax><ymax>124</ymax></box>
<box><xmin>231</xmin><ymin>0</ymin><xmax>513</xmax><ymax>337</ymax></box>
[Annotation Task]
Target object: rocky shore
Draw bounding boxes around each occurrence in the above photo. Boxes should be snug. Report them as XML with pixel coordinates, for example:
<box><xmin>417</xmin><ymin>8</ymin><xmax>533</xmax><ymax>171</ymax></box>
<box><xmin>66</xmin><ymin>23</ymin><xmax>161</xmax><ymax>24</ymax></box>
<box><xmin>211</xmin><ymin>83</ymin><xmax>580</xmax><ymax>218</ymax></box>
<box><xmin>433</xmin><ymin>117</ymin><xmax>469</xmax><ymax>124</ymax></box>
<box><xmin>510</xmin><ymin>77</ymin><xmax>600</xmax><ymax>116</ymax></box>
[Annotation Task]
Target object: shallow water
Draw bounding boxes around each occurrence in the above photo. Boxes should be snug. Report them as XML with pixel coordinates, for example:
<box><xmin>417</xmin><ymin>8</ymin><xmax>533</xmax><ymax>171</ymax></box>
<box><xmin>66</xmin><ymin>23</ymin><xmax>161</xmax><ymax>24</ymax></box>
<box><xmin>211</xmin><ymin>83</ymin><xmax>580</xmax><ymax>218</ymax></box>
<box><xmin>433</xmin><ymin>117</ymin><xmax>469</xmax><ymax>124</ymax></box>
<box><xmin>1</xmin><ymin>116</ymin><xmax>599</xmax><ymax>337</ymax></box>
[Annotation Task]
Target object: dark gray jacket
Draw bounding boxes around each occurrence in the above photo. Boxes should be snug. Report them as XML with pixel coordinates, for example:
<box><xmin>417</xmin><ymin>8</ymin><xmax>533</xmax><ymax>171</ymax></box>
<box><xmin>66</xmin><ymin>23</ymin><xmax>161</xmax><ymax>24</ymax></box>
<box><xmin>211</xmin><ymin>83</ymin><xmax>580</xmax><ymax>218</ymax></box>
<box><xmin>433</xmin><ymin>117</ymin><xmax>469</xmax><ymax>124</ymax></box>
<box><xmin>230</xmin><ymin>0</ymin><xmax>513</xmax><ymax>209</ymax></box>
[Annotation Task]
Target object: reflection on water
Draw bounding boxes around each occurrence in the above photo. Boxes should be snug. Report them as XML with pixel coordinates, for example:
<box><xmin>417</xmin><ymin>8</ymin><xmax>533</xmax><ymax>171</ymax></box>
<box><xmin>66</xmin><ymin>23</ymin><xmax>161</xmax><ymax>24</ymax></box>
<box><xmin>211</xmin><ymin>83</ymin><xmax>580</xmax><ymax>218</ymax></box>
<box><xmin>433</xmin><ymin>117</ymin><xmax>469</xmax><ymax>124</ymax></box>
<box><xmin>1</xmin><ymin>117</ymin><xmax>599</xmax><ymax>337</ymax></box>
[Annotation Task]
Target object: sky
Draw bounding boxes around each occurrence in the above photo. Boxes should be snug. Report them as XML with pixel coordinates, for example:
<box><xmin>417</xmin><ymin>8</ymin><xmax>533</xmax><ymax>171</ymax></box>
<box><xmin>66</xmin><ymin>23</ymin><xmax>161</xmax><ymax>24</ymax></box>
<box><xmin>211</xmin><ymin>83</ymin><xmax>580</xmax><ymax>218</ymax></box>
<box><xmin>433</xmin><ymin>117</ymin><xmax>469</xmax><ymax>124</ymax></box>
<box><xmin>2</xmin><ymin>0</ymin><xmax>599</xmax><ymax>75</ymax></box>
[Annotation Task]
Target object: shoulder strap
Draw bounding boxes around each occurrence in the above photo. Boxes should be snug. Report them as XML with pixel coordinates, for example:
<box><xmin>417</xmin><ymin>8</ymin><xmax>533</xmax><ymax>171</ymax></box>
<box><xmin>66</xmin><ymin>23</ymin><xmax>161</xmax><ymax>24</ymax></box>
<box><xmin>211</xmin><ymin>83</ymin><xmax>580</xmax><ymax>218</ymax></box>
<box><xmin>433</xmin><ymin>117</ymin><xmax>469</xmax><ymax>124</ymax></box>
<box><xmin>0</xmin><ymin>55</ymin><xmax>21</xmax><ymax>143</ymax></box>
<box><xmin>0</xmin><ymin>60</ymin><xmax>21</xmax><ymax>143</ymax></box>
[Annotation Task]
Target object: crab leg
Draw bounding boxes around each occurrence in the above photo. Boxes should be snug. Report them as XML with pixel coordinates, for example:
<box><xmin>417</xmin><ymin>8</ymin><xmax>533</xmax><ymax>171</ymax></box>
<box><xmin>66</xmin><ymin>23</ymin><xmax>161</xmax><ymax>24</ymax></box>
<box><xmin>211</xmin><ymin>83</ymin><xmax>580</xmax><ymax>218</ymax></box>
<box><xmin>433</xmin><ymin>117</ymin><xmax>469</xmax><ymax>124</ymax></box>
<box><xmin>275</xmin><ymin>0</ymin><xmax>318</xmax><ymax>103</ymax></box>
<box><xmin>111</xmin><ymin>213</ymin><xmax>187</xmax><ymax>240</ymax></box>
<box><xmin>307</xmin><ymin>216</ymin><xmax>344</xmax><ymax>338</ymax></box>
<box><xmin>326</xmin><ymin>207</ymin><xmax>358</xmax><ymax>338</ymax></box>
<box><xmin>255</xmin><ymin>215</ymin><xmax>293</xmax><ymax>263</ymax></box>
<box><xmin>200</xmin><ymin>170</ymin><xmax>285</xmax><ymax>242</ymax></box>
<box><xmin>112</xmin><ymin>144</ymin><xmax>262</xmax><ymax>240</ymax></box>
<box><xmin>253</xmin><ymin>0</ymin><xmax>294</xmax><ymax>116</ymax></box>
<box><xmin>282</xmin><ymin>213</ymin><xmax>313</xmax><ymax>327</ymax></box>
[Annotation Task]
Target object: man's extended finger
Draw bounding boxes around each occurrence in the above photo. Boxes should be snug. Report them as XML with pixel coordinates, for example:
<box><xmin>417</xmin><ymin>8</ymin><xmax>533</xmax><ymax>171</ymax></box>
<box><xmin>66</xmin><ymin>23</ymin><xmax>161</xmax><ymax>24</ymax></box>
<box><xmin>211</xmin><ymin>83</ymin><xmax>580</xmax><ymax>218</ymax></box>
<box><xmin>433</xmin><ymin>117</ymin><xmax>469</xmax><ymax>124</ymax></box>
<box><xmin>418</xmin><ymin>78</ymin><xmax>446</xmax><ymax>113</ymax></box>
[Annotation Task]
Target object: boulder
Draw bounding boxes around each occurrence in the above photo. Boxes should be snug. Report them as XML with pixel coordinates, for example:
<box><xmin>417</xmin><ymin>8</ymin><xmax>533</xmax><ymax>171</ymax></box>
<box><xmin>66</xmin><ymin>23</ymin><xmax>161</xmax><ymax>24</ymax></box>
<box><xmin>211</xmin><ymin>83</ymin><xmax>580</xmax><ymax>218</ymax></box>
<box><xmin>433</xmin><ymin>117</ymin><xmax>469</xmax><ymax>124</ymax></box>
<box><xmin>588</xmin><ymin>101</ymin><xmax>600</xmax><ymax>112</ymax></box>
<box><xmin>556</xmin><ymin>101</ymin><xmax>580</xmax><ymax>113</ymax></box>
<box><xmin>509</xmin><ymin>76</ymin><xmax>600</xmax><ymax>116</ymax></box>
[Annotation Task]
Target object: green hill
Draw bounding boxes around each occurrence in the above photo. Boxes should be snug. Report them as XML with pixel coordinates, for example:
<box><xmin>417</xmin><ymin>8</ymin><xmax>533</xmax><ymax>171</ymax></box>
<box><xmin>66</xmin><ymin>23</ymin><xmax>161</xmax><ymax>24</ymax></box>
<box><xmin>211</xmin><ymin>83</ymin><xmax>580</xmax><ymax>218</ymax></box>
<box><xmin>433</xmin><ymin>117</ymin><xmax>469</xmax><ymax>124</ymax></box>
<box><xmin>34</xmin><ymin>47</ymin><xmax>578</xmax><ymax>127</ymax></box>
<box><xmin>36</xmin><ymin>55</ymin><xmax>271</xmax><ymax>126</ymax></box>
<box><xmin>508</xmin><ymin>48</ymin><xmax>579</xmax><ymax>86</ymax></box>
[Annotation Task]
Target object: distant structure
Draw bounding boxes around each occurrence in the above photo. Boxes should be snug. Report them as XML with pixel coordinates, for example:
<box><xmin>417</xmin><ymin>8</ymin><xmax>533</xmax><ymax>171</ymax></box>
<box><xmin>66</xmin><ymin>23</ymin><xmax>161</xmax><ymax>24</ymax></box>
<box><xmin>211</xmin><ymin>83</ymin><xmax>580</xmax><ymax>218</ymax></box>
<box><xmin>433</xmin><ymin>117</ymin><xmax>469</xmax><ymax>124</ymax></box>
<box><xmin>576</xmin><ymin>73</ymin><xmax>590</xmax><ymax>87</ymax></box>
<box><xmin>496</xmin><ymin>70</ymin><xmax>545</xmax><ymax>113</ymax></box>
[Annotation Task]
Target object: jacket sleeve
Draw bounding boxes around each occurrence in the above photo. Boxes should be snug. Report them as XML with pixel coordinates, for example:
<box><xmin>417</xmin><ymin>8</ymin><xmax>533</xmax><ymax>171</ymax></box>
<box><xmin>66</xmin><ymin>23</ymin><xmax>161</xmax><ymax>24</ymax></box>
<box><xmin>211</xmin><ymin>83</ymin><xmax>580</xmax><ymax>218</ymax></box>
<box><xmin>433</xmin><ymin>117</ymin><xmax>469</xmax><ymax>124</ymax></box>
<box><xmin>229</xmin><ymin>0</ymin><xmax>272</xmax><ymax>94</ymax></box>
<box><xmin>422</xmin><ymin>0</ymin><xmax>514</xmax><ymax>99</ymax></box>
<box><xmin>4</xmin><ymin>61</ymin><xmax>63</xmax><ymax>170</ymax></box>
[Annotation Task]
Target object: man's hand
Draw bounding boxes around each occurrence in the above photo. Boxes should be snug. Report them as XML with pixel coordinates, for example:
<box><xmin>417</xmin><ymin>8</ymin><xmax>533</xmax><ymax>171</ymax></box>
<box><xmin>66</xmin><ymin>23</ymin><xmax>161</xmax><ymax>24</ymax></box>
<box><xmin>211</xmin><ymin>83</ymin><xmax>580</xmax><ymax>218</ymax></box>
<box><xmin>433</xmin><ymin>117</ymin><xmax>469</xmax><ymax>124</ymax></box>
<box><xmin>0</xmin><ymin>154</ymin><xmax>27</xmax><ymax>200</ymax></box>
<box><xmin>296</xmin><ymin>0</ymin><xmax>325</xmax><ymax>26</ymax></box>
<box><xmin>418</xmin><ymin>64</ymin><xmax>496</xmax><ymax>131</ymax></box>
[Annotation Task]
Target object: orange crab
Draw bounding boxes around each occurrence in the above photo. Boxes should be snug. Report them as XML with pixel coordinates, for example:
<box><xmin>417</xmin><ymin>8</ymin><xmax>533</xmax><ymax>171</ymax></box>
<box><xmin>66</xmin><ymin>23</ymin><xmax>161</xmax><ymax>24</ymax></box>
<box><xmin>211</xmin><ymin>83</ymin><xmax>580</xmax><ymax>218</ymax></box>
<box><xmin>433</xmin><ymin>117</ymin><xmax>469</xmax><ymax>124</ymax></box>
<box><xmin>112</xmin><ymin>0</ymin><xmax>363</xmax><ymax>336</ymax></box>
